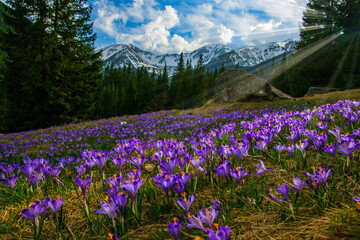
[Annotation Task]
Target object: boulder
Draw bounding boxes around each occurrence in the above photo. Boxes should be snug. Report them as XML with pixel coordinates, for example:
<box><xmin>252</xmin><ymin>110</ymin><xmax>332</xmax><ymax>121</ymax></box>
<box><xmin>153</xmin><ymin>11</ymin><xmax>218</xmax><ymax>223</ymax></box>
<box><xmin>214</xmin><ymin>69</ymin><xmax>293</xmax><ymax>102</ymax></box>
<box><xmin>306</xmin><ymin>87</ymin><xmax>340</xmax><ymax>96</ymax></box>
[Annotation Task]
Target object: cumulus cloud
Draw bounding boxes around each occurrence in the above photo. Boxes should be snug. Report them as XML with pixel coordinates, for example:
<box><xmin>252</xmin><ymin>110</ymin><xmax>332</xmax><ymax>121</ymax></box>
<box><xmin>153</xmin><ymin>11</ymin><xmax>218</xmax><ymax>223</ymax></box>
<box><xmin>116</xmin><ymin>6</ymin><xmax>184</xmax><ymax>53</ymax></box>
<box><xmin>191</xmin><ymin>19</ymin><xmax>234</xmax><ymax>45</ymax></box>
<box><xmin>93</xmin><ymin>0</ymin><xmax>308</xmax><ymax>53</ymax></box>
<box><xmin>250</xmin><ymin>19</ymin><xmax>282</xmax><ymax>32</ymax></box>
<box><xmin>94</xmin><ymin>0</ymin><xmax>127</xmax><ymax>37</ymax></box>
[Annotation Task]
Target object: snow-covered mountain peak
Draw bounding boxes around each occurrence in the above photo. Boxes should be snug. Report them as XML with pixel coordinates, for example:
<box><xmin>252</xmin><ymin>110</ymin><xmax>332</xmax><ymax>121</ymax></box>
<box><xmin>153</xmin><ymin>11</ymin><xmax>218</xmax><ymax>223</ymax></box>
<box><xmin>100</xmin><ymin>40</ymin><xmax>296</xmax><ymax>75</ymax></box>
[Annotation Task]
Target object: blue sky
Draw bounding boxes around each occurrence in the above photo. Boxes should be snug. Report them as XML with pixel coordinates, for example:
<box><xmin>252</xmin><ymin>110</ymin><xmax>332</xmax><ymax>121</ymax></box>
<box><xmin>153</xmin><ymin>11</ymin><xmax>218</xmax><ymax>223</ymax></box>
<box><xmin>89</xmin><ymin>0</ymin><xmax>308</xmax><ymax>53</ymax></box>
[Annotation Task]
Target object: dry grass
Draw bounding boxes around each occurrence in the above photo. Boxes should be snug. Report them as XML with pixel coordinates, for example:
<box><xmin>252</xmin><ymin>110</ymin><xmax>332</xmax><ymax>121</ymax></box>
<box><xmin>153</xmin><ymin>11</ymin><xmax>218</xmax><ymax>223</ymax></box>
<box><xmin>180</xmin><ymin>88</ymin><xmax>360</xmax><ymax>115</ymax></box>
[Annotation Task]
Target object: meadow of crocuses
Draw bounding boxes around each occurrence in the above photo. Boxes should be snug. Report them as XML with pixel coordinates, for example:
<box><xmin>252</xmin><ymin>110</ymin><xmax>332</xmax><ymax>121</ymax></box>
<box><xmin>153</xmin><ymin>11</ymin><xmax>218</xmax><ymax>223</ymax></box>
<box><xmin>1</xmin><ymin>99</ymin><xmax>360</xmax><ymax>239</ymax></box>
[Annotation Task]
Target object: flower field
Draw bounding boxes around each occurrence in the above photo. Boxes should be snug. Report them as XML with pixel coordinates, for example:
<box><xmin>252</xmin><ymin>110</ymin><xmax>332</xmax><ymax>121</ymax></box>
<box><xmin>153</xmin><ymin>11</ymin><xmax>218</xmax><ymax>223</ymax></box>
<box><xmin>1</xmin><ymin>98</ymin><xmax>360</xmax><ymax>239</ymax></box>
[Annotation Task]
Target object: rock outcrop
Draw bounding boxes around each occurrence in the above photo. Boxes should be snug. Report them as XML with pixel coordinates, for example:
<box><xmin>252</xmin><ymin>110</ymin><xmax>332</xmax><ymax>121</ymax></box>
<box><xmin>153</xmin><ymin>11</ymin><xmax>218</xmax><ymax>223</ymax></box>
<box><xmin>214</xmin><ymin>69</ymin><xmax>293</xmax><ymax>102</ymax></box>
<box><xmin>306</xmin><ymin>87</ymin><xmax>340</xmax><ymax>96</ymax></box>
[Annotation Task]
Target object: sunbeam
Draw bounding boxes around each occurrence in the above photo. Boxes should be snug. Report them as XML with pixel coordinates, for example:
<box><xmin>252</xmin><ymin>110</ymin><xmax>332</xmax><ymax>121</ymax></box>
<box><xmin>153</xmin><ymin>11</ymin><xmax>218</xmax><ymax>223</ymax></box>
<box><xmin>268</xmin><ymin>32</ymin><xmax>342</xmax><ymax>81</ymax></box>
<box><xmin>328</xmin><ymin>34</ymin><xmax>355</xmax><ymax>88</ymax></box>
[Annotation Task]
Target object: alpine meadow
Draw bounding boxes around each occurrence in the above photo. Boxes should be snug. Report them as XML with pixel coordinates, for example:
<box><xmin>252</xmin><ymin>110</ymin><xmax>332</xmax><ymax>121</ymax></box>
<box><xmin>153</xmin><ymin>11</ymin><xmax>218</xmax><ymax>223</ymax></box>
<box><xmin>1</xmin><ymin>0</ymin><xmax>360</xmax><ymax>240</ymax></box>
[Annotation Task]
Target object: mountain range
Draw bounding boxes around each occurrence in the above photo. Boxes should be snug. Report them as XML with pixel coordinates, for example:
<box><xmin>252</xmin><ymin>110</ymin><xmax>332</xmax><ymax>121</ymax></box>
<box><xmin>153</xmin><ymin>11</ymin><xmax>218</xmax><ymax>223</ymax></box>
<box><xmin>101</xmin><ymin>40</ymin><xmax>296</xmax><ymax>76</ymax></box>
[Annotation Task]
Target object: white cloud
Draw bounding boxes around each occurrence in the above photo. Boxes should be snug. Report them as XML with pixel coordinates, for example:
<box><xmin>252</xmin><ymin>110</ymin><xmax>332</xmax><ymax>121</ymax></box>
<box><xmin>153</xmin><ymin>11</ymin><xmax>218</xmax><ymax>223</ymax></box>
<box><xmin>93</xmin><ymin>0</ymin><xmax>308</xmax><ymax>53</ymax></box>
<box><xmin>191</xmin><ymin>19</ymin><xmax>234</xmax><ymax>45</ymax></box>
<box><xmin>250</xmin><ymin>19</ymin><xmax>282</xmax><ymax>32</ymax></box>
<box><xmin>94</xmin><ymin>0</ymin><xmax>128</xmax><ymax>37</ymax></box>
<box><xmin>116</xmin><ymin>6</ymin><xmax>184</xmax><ymax>53</ymax></box>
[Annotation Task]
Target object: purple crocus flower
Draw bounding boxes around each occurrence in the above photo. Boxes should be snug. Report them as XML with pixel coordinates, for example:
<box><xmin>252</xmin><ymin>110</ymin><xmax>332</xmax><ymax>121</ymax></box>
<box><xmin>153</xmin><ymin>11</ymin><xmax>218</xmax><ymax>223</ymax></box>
<box><xmin>129</xmin><ymin>155</ymin><xmax>147</xmax><ymax>169</ymax></box>
<box><xmin>22</xmin><ymin>164</ymin><xmax>34</xmax><ymax>181</ymax></box>
<box><xmin>149</xmin><ymin>151</ymin><xmax>163</xmax><ymax>165</ymax></box>
<box><xmin>255</xmin><ymin>160</ymin><xmax>276</xmax><ymax>175</ymax></box>
<box><xmin>285</xmin><ymin>144</ymin><xmax>295</xmax><ymax>159</ymax></box>
<box><xmin>74</xmin><ymin>165</ymin><xmax>87</xmax><ymax>177</ymax></box>
<box><xmin>127</xmin><ymin>169</ymin><xmax>141</xmax><ymax>181</ymax></box>
<box><xmin>94</xmin><ymin>152</ymin><xmax>109</xmax><ymax>174</ymax></box>
<box><xmin>292</xmin><ymin>177</ymin><xmax>305</xmax><ymax>195</ymax></box>
<box><xmin>1</xmin><ymin>175</ymin><xmax>17</xmax><ymax>189</ymax></box>
<box><xmin>122</xmin><ymin>179</ymin><xmax>143</xmax><ymax>203</ymax></box>
<box><xmin>48</xmin><ymin>196</ymin><xmax>63</xmax><ymax>217</ymax></box>
<box><xmin>206</xmin><ymin>225</ymin><xmax>231</xmax><ymax>240</ymax></box>
<box><xmin>105</xmin><ymin>174</ymin><xmax>125</xmax><ymax>188</ymax></box>
<box><xmin>111</xmin><ymin>155</ymin><xmax>128</xmax><ymax>175</ymax></box>
<box><xmin>168</xmin><ymin>217</ymin><xmax>181</xmax><ymax>240</ymax></box>
<box><xmin>186</xmin><ymin>214</ymin><xmax>207</xmax><ymax>232</ymax></box>
<box><xmin>176</xmin><ymin>193</ymin><xmax>195</xmax><ymax>214</ymax></box>
<box><xmin>108</xmin><ymin>233</ymin><xmax>119</xmax><ymax>240</ymax></box>
<box><xmin>40</xmin><ymin>164</ymin><xmax>51</xmax><ymax>178</ymax></box>
<box><xmin>49</xmin><ymin>167</ymin><xmax>61</xmax><ymax>178</ymax></box>
<box><xmin>0</xmin><ymin>163</ymin><xmax>18</xmax><ymax>176</ymax></box>
<box><xmin>177</xmin><ymin>157</ymin><xmax>187</xmax><ymax>171</ymax></box>
<box><xmin>173</xmin><ymin>180</ymin><xmax>186</xmax><ymax>197</ymax></box>
<box><xmin>217</xmin><ymin>145</ymin><xmax>232</xmax><ymax>160</ymax></box>
<box><xmin>22</xmin><ymin>201</ymin><xmax>47</xmax><ymax>227</ymax></box>
<box><xmin>353</xmin><ymin>196</ymin><xmax>360</xmax><ymax>212</ymax></box>
<box><xmin>276</xmin><ymin>183</ymin><xmax>290</xmax><ymax>204</ymax></box>
<box><xmin>254</xmin><ymin>140</ymin><xmax>268</xmax><ymax>152</ymax></box>
<box><xmin>274</xmin><ymin>144</ymin><xmax>285</xmax><ymax>154</ymax></box>
<box><xmin>286</xmin><ymin>130</ymin><xmax>300</xmax><ymax>144</ymax></box>
<box><xmin>329</xmin><ymin>126</ymin><xmax>341</xmax><ymax>140</ymax></box>
<box><xmin>212</xmin><ymin>200</ymin><xmax>221</xmax><ymax>211</ymax></box>
<box><xmin>153</xmin><ymin>173</ymin><xmax>176</xmax><ymax>200</ymax></box>
<box><xmin>198</xmin><ymin>207</ymin><xmax>219</xmax><ymax>228</ymax></box>
<box><xmin>313</xmin><ymin>165</ymin><xmax>332</xmax><ymax>186</ymax></box>
<box><xmin>337</xmin><ymin>139</ymin><xmax>357</xmax><ymax>159</ymax></box>
<box><xmin>266</xmin><ymin>188</ymin><xmax>284</xmax><ymax>202</ymax></box>
<box><xmin>231</xmin><ymin>142</ymin><xmax>250</xmax><ymax>161</ymax></box>
<box><xmin>113</xmin><ymin>192</ymin><xmax>127</xmax><ymax>217</ymax></box>
<box><xmin>176</xmin><ymin>172</ymin><xmax>192</xmax><ymax>185</ymax></box>
<box><xmin>214</xmin><ymin>161</ymin><xmax>230</xmax><ymax>182</ymax></box>
<box><xmin>190</xmin><ymin>156</ymin><xmax>205</xmax><ymax>176</ymax></box>
<box><xmin>104</xmin><ymin>184</ymin><xmax>120</xmax><ymax>198</ymax></box>
<box><xmin>295</xmin><ymin>140</ymin><xmax>311</xmax><ymax>157</ymax></box>
<box><xmin>94</xmin><ymin>197</ymin><xmax>118</xmax><ymax>220</ymax></box>
<box><xmin>323</xmin><ymin>143</ymin><xmax>337</xmax><ymax>162</ymax></box>
<box><xmin>160</xmin><ymin>157</ymin><xmax>178</xmax><ymax>175</ymax></box>
<box><xmin>75</xmin><ymin>176</ymin><xmax>92</xmax><ymax>201</ymax></box>
<box><xmin>230</xmin><ymin>167</ymin><xmax>250</xmax><ymax>186</ymax></box>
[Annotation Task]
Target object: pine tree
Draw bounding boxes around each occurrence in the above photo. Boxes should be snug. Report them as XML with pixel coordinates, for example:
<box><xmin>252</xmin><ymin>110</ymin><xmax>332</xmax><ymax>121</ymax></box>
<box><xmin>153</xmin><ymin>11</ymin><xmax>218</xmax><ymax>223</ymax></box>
<box><xmin>297</xmin><ymin>0</ymin><xmax>340</xmax><ymax>49</ymax></box>
<box><xmin>0</xmin><ymin>3</ymin><xmax>12</xmax><ymax>131</ymax></box>
<box><xmin>169</xmin><ymin>52</ymin><xmax>185</xmax><ymax>108</ymax></box>
<box><xmin>3</xmin><ymin>0</ymin><xmax>102</xmax><ymax>132</ymax></box>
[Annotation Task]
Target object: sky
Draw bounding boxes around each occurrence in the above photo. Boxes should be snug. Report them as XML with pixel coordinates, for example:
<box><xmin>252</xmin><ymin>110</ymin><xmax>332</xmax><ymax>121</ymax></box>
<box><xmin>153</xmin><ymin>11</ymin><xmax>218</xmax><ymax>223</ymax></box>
<box><xmin>90</xmin><ymin>0</ymin><xmax>309</xmax><ymax>54</ymax></box>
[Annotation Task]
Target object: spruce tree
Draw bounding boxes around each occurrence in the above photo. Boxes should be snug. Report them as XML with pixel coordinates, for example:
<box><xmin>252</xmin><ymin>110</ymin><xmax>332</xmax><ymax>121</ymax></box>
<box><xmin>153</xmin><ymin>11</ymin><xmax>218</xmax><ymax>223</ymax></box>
<box><xmin>0</xmin><ymin>3</ymin><xmax>13</xmax><ymax>130</ymax></box>
<box><xmin>297</xmin><ymin>0</ymin><xmax>340</xmax><ymax>49</ymax></box>
<box><xmin>3</xmin><ymin>0</ymin><xmax>102</xmax><ymax>132</ymax></box>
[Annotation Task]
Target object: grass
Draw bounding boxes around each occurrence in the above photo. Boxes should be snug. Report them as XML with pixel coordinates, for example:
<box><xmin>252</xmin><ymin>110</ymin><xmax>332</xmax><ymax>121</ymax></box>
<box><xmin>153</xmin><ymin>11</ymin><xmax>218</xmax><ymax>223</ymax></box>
<box><xmin>0</xmin><ymin>89</ymin><xmax>360</xmax><ymax>239</ymax></box>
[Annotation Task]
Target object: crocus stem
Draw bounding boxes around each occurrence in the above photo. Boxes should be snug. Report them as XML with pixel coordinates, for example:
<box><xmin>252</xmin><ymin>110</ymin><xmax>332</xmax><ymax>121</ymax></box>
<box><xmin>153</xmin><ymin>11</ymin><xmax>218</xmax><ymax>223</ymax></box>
<box><xmin>210</xmin><ymin>171</ymin><xmax>214</xmax><ymax>189</ymax></box>
<box><xmin>33</xmin><ymin>221</ymin><xmax>38</xmax><ymax>240</ymax></box>
<box><xmin>194</xmin><ymin>174</ymin><xmax>198</xmax><ymax>194</ymax></box>
<box><xmin>84</xmin><ymin>199</ymin><xmax>90</xmax><ymax>218</ymax></box>
<box><xmin>289</xmin><ymin>202</ymin><xmax>295</xmax><ymax>220</ymax></box>
<box><xmin>112</xmin><ymin>218</ymin><xmax>118</xmax><ymax>235</ymax></box>
<box><xmin>120</xmin><ymin>216</ymin><xmax>125</xmax><ymax>235</ymax></box>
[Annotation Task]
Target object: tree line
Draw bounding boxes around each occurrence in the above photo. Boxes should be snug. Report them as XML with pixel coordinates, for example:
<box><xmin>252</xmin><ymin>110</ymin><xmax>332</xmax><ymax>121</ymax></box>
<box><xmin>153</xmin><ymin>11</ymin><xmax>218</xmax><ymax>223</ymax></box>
<box><xmin>98</xmin><ymin>54</ymin><xmax>225</xmax><ymax>118</ymax></box>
